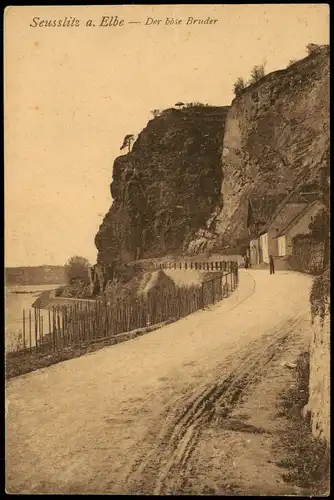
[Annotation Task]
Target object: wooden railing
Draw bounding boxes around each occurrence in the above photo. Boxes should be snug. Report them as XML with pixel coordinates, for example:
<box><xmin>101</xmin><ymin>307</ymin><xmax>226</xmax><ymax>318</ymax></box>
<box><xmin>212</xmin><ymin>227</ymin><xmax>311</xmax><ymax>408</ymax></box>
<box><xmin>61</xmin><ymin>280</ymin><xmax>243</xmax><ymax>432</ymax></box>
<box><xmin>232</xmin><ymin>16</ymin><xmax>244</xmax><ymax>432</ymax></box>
<box><xmin>7</xmin><ymin>265</ymin><xmax>238</xmax><ymax>358</ymax></box>
<box><xmin>155</xmin><ymin>260</ymin><xmax>238</xmax><ymax>272</ymax></box>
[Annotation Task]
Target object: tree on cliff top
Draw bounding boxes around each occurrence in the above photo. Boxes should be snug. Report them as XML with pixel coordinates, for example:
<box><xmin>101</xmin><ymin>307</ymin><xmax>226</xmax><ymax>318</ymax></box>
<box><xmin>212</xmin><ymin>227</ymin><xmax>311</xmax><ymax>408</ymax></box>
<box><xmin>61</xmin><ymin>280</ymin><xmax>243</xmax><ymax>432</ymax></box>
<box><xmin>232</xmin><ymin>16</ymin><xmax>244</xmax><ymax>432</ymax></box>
<box><xmin>306</xmin><ymin>43</ymin><xmax>328</xmax><ymax>55</ymax></box>
<box><xmin>120</xmin><ymin>134</ymin><xmax>135</xmax><ymax>153</ymax></box>
<box><xmin>287</xmin><ymin>59</ymin><xmax>298</xmax><ymax>67</ymax></box>
<box><xmin>248</xmin><ymin>63</ymin><xmax>266</xmax><ymax>85</ymax></box>
<box><xmin>232</xmin><ymin>63</ymin><xmax>266</xmax><ymax>96</ymax></box>
<box><xmin>65</xmin><ymin>256</ymin><xmax>90</xmax><ymax>284</ymax></box>
<box><xmin>233</xmin><ymin>77</ymin><xmax>247</xmax><ymax>96</ymax></box>
<box><xmin>151</xmin><ymin>109</ymin><xmax>162</xmax><ymax>118</ymax></box>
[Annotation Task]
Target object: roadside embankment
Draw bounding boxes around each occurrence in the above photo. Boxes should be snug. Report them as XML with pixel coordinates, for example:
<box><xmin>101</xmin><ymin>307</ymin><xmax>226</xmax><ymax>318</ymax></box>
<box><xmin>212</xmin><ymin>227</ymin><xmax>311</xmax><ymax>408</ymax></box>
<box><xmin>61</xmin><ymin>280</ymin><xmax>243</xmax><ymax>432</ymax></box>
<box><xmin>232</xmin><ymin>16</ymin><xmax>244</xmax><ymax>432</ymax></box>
<box><xmin>305</xmin><ymin>268</ymin><xmax>330</xmax><ymax>444</ymax></box>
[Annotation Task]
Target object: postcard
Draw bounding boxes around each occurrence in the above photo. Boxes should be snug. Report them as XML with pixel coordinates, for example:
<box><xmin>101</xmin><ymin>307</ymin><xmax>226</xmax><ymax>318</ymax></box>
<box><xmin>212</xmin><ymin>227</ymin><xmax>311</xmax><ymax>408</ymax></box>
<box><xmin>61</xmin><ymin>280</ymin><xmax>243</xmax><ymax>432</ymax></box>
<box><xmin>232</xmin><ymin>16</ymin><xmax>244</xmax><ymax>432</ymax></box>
<box><xmin>4</xmin><ymin>4</ymin><xmax>330</xmax><ymax>495</ymax></box>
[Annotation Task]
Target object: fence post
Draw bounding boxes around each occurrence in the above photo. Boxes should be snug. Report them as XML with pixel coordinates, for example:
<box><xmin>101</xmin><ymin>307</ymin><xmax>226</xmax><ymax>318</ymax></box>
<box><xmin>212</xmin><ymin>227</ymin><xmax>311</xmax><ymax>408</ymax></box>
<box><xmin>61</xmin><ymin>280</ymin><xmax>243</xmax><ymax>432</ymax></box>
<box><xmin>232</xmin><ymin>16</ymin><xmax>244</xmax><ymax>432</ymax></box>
<box><xmin>52</xmin><ymin>307</ymin><xmax>56</xmax><ymax>351</ymax></box>
<box><xmin>22</xmin><ymin>309</ymin><xmax>26</xmax><ymax>350</ymax></box>
<box><xmin>34</xmin><ymin>308</ymin><xmax>38</xmax><ymax>352</ymax></box>
<box><xmin>212</xmin><ymin>279</ymin><xmax>215</xmax><ymax>303</ymax></box>
<box><xmin>54</xmin><ymin>307</ymin><xmax>61</xmax><ymax>350</ymax></box>
<box><xmin>29</xmin><ymin>309</ymin><xmax>32</xmax><ymax>351</ymax></box>
<box><xmin>201</xmin><ymin>283</ymin><xmax>205</xmax><ymax>309</ymax></box>
<box><xmin>127</xmin><ymin>302</ymin><xmax>131</xmax><ymax>332</ymax></box>
<box><xmin>57</xmin><ymin>308</ymin><xmax>61</xmax><ymax>349</ymax></box>
<box><xmin>39</xmin><ymin>310</ymin><xmax>43</xmax><ymax>346</ymax></box>
<box><xmin>60</xmin><ymin>309</ymin><xmax>65</xmax><ymax>346</ymax></box>
<box><xmin>40</xmin><ymin>314</ymin><xmax>44</xmax><ymax>346</ymax></box>
<box><xmin>48</xmin><ymin>309</ymin><xmax>51</xmax><ymax>340</ymax></box>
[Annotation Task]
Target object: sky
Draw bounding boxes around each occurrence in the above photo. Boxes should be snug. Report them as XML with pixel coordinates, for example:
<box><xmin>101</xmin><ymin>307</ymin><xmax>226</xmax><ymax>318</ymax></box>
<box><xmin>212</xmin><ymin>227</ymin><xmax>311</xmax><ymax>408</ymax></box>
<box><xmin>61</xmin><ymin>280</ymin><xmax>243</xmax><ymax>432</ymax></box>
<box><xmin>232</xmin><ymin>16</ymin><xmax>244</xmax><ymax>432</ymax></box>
<box><xmin>4</xmin><ymin>4</ymin><xmax>329</xmax><ymax>267</ymax></box>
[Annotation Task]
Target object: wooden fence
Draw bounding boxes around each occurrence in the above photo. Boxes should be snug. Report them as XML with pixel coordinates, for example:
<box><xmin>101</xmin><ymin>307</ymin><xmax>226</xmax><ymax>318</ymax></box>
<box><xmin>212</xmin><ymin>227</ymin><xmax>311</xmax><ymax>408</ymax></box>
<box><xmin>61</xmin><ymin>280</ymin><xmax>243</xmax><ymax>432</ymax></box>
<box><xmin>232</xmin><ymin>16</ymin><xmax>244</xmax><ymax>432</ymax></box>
<box><xmin>10</xmin><ymin>265</ymin><xmax>238</xmax><ymax>357</ymax></box>
<box><xmin>154</xmin><ymin>260</ymin><xmax>237</xmax><ymax>271</ymax></box>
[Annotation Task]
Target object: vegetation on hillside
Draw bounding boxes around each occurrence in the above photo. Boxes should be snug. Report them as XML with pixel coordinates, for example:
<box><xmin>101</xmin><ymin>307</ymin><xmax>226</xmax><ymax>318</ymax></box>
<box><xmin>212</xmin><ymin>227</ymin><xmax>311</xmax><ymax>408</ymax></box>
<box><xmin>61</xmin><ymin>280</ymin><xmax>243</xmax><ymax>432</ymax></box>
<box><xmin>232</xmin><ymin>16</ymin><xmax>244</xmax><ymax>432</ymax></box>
<box><xmin>120</xmin><ymin>134</ymin><xmax>135</xmax><ymax>153</ymax></box>
<box><xmin>65</xmin><ymin>255</ymin><xmax>90</xmax><ymax>284</ymax></box>
<box><xmin>276</xmin><ymin>352</ymin><xmax>329</xmax><ymax>495</ymax></box>
<box><xmin>55</xmin><ymin>256</ymin><xmax>91</xmax><ymax>298</ymax></box>
<box><xmin>233</xmin><ymin>44</ymin><xmax>329</xmax><ymax>97</ymax></box>
<box><xmin>233</xmin><ymin>63</ymin><xmax>266</xmax><ymax>96</ymax></box>
<box><xmin>309</xmin><ymin>268</ymin><xmax>330</xmax><ymax>326</ymax></box>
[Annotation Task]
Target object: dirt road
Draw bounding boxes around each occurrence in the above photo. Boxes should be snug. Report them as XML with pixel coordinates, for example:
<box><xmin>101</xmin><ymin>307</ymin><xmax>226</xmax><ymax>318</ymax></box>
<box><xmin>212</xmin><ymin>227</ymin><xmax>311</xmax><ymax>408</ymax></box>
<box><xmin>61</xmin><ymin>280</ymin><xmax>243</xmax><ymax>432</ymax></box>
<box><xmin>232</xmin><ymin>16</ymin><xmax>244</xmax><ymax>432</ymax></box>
<box><xmin>6</xmin><ymin>269</ymin><xmax>313</xmax><ymax>494</ymax></box>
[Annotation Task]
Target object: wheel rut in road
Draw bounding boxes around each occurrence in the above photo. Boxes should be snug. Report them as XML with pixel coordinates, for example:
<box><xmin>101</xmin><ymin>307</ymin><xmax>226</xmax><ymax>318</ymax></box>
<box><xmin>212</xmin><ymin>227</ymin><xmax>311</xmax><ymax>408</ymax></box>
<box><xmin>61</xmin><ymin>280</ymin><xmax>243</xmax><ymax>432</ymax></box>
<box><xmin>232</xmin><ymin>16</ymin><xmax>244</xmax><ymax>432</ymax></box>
<box><xmin>124</xmin><ymin>316</ymin><xmax>305</xmax><ymax>495</ymax></box>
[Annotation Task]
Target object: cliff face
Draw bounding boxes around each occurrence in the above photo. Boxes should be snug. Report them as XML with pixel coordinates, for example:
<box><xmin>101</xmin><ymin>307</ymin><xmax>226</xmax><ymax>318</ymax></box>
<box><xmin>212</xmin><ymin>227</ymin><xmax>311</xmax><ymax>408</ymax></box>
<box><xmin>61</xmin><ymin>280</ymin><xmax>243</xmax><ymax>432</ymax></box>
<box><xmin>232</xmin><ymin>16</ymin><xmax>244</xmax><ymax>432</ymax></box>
<box><xmin>95</xmin><ymin>106</ymin><xmax>229</xmax><ymax>266</ymax></box>
<box><xmin>188</xmin><ymin>46</ymin><xmax>330</xmax><ymax>253</ymax></box>
<box><xmin>95</xmin><ymin>47</ymin><xmax>329</xmax><ymax>268</ymax></box>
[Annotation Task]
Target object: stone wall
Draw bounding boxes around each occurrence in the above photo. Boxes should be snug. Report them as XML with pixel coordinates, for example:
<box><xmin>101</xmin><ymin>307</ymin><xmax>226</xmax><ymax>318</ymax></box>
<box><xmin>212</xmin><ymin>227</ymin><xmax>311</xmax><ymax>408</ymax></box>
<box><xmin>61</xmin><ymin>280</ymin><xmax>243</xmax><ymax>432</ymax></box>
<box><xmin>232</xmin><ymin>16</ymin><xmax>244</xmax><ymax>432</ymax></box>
<box><xmin>305</xmin><ymin>269</ymin><xmax>330</xmax><ymax>444</ymax></box>
<box><xmin>306</xmin><ymin>304</ymin><xmax>330</xmax><ymax>444</ymax></box>
<box><xmin>290</xmin><ymin>238</ymin><xmax>325</xmax><ymax>274</ymax></box>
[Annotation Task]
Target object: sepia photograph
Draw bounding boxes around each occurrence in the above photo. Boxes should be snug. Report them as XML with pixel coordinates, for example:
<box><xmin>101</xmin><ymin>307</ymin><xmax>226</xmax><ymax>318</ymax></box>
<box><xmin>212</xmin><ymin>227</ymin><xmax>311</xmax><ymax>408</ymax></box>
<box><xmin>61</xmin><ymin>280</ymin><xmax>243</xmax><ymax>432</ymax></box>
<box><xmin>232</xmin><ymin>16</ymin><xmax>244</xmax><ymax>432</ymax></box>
<box><xmin>4</xmin><ymin>4</ymin><xmax>330</xmax><ymax>495</ymax></box>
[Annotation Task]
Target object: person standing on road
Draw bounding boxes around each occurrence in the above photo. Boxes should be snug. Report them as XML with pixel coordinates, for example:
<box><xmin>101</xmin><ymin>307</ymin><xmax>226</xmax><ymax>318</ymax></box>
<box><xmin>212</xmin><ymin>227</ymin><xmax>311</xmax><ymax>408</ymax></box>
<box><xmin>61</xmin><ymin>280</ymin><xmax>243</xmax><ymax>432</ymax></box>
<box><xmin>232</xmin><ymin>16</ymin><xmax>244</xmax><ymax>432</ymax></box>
<box><xmin>244</xmin><ymin>255</ymin><xmax>249</xmax><ymax>269</ymax></box>
<box><xmin>269</xmin><ymin>255</ymin><xmax>275</xmax><ymax>274</ymax></box>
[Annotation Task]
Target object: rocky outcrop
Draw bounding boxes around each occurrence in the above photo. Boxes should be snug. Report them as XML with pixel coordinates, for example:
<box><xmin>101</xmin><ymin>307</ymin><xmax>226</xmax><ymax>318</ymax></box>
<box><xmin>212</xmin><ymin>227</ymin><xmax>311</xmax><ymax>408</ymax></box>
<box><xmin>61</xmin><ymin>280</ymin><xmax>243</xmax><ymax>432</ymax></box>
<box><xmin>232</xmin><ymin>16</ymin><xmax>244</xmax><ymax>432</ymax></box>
<box><xmin>304</xmin><ymin>268</ymin><xmax>330</xmax><ymax>444</ymax></box>
<box><xmin>95</xmin><ymin>47</ymin><xmax>329</xmax><ymax>267</ymax></box>
<box><xmin>95</xmin><ymin>105</ymin><xmax>229</xmax><ymax>269</ymax></box>
<box><xmin>188</xmin><ymin>46</ymin><xmax>330</xmax><ymax>253</ymax></box>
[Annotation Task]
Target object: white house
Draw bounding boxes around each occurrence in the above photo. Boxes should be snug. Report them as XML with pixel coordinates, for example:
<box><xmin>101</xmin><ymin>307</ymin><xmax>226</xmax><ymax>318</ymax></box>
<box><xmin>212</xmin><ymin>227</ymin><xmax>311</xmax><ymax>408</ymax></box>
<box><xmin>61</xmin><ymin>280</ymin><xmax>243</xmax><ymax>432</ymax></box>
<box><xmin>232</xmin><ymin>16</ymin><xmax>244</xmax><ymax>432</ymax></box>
<box><xmin>247</xmin><ymin>194</ymin><xmax>287</xmax><ymax>265</ymax></box>
<box><xmin>247</xmin><ymin>190</ymin><xmax>322</xmax><ymax>265</ymax></box>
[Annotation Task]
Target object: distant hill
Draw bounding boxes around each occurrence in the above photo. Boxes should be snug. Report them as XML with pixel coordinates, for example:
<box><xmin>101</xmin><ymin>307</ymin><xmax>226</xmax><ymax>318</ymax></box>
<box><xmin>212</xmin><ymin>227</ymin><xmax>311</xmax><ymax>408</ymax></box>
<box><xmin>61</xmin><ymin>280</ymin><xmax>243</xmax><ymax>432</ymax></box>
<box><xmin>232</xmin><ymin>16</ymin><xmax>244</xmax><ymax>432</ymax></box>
<box><xmin>5</xmin><ymin>266</ymin><xmax>66</xmax><ymax>285</ymax></box>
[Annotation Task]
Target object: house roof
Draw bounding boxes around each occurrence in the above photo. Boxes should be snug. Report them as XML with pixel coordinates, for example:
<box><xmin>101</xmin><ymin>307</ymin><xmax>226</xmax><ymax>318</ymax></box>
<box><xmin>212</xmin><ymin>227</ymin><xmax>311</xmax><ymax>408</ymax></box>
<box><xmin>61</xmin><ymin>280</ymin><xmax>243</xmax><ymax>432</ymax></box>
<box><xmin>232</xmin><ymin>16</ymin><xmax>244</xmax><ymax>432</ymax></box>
<box><xmin>248</xmin><ymin>194</ymin><xmax>287</xmax><ymax>226</ymax></box>
<box><xmin>265</xmin><ymin>191</ymin><xmax>305</xmax><ymax>225</ymax></box>
<box><xmin>248</xmin><ymin>190</ymin><xmax>321</xmax><ymax>236</ymax></box>
<box><xmin>275</xmin><ymin>200</ymin><xmax>324</xmax><ymax>237</ymax></box>
<box><xmin>259</xmin><ymin>190</ymin><xmax>320</xmax><ymax>234</ymax></box>
<box><xmin>263</xmin><ymin>203</ymin><xmax>308</xmax><ymax>236</ymax></box>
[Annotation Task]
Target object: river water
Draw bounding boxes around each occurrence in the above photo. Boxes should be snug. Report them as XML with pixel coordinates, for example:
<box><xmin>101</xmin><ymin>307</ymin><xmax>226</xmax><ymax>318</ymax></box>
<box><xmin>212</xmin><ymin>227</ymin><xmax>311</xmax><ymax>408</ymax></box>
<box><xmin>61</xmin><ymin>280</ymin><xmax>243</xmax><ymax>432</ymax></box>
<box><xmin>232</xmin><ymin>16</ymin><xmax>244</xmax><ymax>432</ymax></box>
<box><xmin>5</xmin><ymin>284</ymin><xmax>64</xmax><ymax>351</ymax></box>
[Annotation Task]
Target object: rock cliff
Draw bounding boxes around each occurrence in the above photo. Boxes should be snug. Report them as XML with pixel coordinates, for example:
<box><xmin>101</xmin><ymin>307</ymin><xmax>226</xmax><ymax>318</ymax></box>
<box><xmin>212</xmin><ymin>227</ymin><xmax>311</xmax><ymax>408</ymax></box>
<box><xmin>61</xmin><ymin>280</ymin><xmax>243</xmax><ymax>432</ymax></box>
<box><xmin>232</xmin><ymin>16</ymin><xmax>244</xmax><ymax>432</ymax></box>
<box><xmin>95</xmin><ymin>105</ymin><xmax>229</xmax><ymax>266</ymax></box>
<box><xmin>95</xmin><ymin>47</ymin><xmax>329</xmax><ymax>269</ymax></box>
<box><xmin>188</xmin><ymin>46</ymin><xmax>330</xmax><ymax>253</ymax></box>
